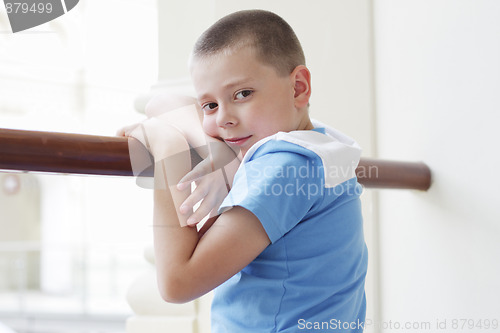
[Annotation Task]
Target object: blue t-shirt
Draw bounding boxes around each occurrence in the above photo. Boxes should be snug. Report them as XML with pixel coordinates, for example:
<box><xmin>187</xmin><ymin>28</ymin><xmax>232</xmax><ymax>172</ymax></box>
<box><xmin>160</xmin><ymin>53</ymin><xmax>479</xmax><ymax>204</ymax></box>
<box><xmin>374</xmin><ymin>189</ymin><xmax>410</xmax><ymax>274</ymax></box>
<box><xmin>213</xmin><ymin>129</ymin><xmax>368</xmax><ymax>333</ymax></box>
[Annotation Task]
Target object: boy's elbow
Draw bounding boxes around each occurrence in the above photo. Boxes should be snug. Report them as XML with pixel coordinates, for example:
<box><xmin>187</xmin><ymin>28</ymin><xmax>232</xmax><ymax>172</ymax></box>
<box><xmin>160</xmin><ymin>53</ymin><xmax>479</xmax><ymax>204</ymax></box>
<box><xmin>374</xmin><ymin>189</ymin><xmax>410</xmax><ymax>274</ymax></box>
<box><xmin>157</xmin><ymin>275</ymin><xmax>195</xmax><ymax>304</ymax></box>
<box><xmin>159</xmin><ymin>288</ymin><xmax>192</xmax><ymax>304</ymax></box>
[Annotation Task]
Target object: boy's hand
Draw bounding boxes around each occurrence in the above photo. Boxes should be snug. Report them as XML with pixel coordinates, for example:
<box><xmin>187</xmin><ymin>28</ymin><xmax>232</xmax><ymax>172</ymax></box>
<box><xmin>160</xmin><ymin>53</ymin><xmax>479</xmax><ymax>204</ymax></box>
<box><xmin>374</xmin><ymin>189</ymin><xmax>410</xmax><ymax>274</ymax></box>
<box><xmin>177</xmin><ymin>160</ymin><xmax>229</xmax><ymax>227</ymax></box>
<box><xmin>177</xmin><ymin>140</ymin><xmax>241</xmax><ymax>227</ymax></box>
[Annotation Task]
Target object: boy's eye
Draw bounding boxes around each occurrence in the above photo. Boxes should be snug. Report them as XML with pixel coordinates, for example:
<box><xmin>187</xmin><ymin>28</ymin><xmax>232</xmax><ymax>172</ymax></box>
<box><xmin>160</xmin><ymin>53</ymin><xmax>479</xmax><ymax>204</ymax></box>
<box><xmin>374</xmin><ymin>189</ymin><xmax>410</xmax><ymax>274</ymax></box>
<box><xmin>202</xmin><ymin>102</ymin><xmax>218</xmax><ymax>113</ymax></box>
<box><xmin>235</xmin><ymin>90</ymin><xmax>253</xmax><ymax>100</ymax></box>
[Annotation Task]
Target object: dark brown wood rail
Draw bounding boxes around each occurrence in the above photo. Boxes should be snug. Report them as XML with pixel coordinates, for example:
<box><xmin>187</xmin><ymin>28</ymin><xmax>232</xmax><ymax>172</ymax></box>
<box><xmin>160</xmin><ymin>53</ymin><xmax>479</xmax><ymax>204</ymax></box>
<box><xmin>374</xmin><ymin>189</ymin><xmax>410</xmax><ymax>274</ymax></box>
<box><xmin>0</xmin><ymin>128</ymin><xmax>431</xmax><ymax>190</ymax></box>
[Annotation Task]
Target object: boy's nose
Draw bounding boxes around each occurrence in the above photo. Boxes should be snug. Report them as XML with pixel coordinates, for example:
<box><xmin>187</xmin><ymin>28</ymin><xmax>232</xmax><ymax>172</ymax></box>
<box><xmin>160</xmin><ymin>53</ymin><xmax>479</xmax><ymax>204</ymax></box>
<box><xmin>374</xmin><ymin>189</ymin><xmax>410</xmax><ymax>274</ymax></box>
<box><xmin>216</xmin><ymin>106</ymin><xmax>238</xmax><ymax>128</ymax></box>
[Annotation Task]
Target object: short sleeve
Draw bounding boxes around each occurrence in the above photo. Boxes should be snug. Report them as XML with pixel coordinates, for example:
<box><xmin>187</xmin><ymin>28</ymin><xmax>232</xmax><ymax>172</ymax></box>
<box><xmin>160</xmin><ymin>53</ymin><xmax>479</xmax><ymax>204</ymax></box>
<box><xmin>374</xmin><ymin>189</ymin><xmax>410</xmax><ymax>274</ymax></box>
<box><xmin>218</xmin><ymin>141</ymin><xmax>326</xmax><ymax>243</ymax></box>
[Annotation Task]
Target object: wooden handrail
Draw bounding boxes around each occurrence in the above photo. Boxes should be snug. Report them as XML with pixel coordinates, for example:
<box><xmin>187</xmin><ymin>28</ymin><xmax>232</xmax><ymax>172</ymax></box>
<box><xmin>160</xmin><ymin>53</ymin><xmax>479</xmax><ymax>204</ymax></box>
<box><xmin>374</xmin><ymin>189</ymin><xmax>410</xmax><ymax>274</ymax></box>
<box><xmin>0</xmin><ymin>128</ymin><xmax>431</xmax><ymax>190</ymax></box>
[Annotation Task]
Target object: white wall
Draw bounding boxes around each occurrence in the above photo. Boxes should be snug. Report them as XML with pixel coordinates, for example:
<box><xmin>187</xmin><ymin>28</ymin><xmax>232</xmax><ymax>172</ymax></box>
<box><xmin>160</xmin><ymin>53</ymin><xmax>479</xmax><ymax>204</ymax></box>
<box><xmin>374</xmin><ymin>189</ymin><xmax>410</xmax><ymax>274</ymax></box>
<box><xmin>374</xmin><ymin>0</ymin><xmax>500</xmax><ymax>330</ymax></box>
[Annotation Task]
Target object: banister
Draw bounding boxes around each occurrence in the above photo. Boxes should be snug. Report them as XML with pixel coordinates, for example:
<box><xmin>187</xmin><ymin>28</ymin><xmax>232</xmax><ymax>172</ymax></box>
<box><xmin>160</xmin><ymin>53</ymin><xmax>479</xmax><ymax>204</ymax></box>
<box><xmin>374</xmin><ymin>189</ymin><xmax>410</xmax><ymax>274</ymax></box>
<box><xmin>0</xmin><ymin>128</ymin><xmax>431</xmax><ymax>190</ymax></box>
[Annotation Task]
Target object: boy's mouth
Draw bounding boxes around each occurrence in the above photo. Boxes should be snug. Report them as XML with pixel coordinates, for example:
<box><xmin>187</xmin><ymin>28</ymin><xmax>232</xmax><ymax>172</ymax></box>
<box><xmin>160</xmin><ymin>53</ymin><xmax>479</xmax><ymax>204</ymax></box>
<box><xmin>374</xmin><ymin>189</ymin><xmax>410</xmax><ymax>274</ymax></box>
<box><xmin>225</xmin><ymin>135</ymin><xmax>252</xmax><ymax>146</ymax></box>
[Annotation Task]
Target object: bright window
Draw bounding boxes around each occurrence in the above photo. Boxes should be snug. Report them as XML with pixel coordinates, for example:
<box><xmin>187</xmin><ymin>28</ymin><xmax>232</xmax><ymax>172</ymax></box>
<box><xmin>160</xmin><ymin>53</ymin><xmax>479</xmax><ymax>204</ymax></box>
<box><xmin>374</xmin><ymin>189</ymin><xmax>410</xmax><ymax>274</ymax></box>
<box><xmin>0</xmin><ymin>1</ymin><xmax>158</xmax><ymax>332</ymax></box>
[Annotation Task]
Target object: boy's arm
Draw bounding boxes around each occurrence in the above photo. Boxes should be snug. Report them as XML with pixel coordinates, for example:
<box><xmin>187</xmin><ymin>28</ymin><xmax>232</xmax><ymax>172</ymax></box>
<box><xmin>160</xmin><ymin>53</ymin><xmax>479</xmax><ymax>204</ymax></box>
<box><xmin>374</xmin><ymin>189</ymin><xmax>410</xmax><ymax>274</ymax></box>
<box><xmin>123</xmin><ymin>95</ymin><xmax>240</xmax><ymax>226</ymax></box>
<box><xmin>153</xmin><ymin>128</ymin><xmax>270</xmax><ymax>303</ymax></box>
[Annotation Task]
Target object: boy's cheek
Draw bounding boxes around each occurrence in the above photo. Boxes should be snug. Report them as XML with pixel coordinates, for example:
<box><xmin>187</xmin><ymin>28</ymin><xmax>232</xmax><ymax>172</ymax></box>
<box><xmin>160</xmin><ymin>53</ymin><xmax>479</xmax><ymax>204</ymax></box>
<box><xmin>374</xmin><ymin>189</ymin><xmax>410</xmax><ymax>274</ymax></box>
<box><xmin>203</xmin><ymin>118</ymin><xmax>219</xmax><ymax>137</ymax></box>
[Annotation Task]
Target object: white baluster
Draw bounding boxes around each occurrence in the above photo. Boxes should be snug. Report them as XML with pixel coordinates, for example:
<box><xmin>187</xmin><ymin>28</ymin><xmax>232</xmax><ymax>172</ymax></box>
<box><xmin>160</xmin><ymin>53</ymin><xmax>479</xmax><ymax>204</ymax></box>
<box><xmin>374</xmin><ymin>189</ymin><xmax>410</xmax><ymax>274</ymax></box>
<box><xmin>126</xmin><ymin>246</ymin><xmax>204</xmax><ymax>333</ymax></box>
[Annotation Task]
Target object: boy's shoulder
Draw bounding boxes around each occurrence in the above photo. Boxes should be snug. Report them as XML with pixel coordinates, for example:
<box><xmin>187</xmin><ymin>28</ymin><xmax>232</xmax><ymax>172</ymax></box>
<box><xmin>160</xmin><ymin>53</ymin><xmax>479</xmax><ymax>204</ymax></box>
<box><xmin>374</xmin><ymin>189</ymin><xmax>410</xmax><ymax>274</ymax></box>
<box><xmin>242</xmin><ymin>129</ymin><xmax>361</xmax><ymax>188</ymax></box>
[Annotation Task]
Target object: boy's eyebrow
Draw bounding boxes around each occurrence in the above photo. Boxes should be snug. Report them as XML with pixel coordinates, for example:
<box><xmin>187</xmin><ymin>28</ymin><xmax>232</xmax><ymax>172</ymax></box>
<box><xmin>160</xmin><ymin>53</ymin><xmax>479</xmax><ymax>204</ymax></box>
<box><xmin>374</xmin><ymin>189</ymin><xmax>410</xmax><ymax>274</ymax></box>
<box><xmin>198</xmin><ymin>78</ymin><xmax>254</xmax><ymax>101</ymax></box>
<box><xmin>222</xmin><ymin>77</ymin><xmax>254</xmax><ymax>90</ymax></box>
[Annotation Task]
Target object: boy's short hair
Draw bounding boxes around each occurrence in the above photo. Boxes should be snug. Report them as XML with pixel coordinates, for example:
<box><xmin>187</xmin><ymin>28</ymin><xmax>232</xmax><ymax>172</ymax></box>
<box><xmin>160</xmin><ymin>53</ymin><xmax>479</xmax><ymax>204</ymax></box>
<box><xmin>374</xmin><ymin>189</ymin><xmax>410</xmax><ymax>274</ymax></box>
<box><xmin>192</xmin><ymin>10</ymin><xmax>305</xmax><ymax>76</ymax></box>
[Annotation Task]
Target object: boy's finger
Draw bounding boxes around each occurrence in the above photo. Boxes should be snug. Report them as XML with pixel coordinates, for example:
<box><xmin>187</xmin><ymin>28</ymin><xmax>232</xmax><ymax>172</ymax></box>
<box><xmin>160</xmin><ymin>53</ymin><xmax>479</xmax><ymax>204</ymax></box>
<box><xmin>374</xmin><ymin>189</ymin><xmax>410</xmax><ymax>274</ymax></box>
<box><xmin>176</xmin><ymin>180</ymin><xmax>192</xmax><ymax>191</ymax></box>
<box><xmin>186</xmin><ymin>193</ymin><xmax>218</xmax><ymax>226</ymax></box>
<box><xmin>177</xmin><ymin>160</ymin><xmax>212</xmax><ymax>189</ymax></box>
<box><xmin>179</xmin><ymin>184</ymin><xmax>209</xmax><ymax>214</ymax></box>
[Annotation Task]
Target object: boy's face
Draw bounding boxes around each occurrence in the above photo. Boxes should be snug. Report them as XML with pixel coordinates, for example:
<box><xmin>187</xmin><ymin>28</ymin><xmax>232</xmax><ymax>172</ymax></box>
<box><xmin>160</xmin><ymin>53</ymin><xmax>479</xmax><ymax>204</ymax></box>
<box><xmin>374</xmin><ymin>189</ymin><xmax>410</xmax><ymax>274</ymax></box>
<box><xmin>190</xmin><ymin>46</ymin><xmax>303</xmax><ymax>156</ymax></box>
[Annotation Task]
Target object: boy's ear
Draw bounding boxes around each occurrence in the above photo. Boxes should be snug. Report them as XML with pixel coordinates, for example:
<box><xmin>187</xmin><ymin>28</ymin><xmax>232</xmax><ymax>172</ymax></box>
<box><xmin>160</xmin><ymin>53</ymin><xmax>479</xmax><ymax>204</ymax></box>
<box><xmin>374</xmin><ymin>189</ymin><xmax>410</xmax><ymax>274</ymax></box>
<box><xmin>291</xmin><ymin>65</ymin><xmax>311</xmax><ymax>108</ymax></box>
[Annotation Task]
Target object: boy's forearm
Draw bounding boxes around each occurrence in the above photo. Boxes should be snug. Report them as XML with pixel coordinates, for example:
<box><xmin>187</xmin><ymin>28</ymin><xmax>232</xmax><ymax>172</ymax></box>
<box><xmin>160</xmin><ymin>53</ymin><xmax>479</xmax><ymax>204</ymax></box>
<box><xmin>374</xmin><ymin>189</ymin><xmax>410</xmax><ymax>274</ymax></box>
<box><xmin>153</xmin><ymin>186</ymin><xmax>200</xmax><ymax>302</ymax></box>
<box><xmin>151</xmin><ymin>132</ymin><xmax>201</xmax><ymax>302</ymax></box>
<box><xmin>153</xmin><ymin>104</ymin><xmax>207</xmax><ymax>154</ymax></box>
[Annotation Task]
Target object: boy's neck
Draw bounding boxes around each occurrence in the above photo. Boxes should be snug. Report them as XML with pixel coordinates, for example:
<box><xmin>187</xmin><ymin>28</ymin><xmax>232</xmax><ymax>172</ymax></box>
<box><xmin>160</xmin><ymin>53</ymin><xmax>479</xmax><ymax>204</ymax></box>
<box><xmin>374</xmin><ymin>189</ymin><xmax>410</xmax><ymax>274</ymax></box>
<box><xmin>297</xmin><ymin>115</ymin><xmax>314</xmax><ymax>131</ymax></box>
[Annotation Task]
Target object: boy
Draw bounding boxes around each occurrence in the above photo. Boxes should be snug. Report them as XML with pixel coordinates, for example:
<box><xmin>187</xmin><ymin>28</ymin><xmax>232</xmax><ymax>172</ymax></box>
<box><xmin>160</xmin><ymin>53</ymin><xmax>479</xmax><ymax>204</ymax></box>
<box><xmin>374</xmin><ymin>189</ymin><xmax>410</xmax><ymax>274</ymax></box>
<box><xmin>126</xmin><ymin>9</ymin><xmax>367</xmax><ymax>332</ymax></box>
